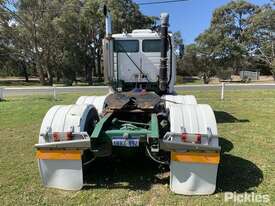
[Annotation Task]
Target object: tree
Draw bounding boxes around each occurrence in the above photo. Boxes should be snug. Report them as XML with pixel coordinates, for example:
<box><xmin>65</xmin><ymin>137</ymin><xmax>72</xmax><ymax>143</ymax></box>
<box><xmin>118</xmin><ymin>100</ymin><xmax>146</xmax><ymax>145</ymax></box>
<box><xmin>247</xmin><ymin>2</ymin><xmax>275</xmax><ymax>79</ymax></box>
<box><xmin>177</xmin><ymin>44</ymin><xmax>198</xmax><ymax>76</ymax></box>
<box><xmin>173</xmin><ymin>31</ymin><xmax>183</xmax><ymax>48</ymax></box>
<box><xmin>0</xmin><ymin>0</ymin><xmax>154</xmax><ymax>85</ymax></box>
<box><xmin>106</xmin><ymin>0</ymin><xmax>154</xmax><ymax>34</ymax></box>
<box><xmin>197</xmin><ymin>0</ymin><xmax>258</xmax><ymax>74</ymax></box>
<box><xmin>178</xmin><ymin>43</ymin><xmax>217</xmax><ymax>83</ymax></box>
<box><xmin>79</xmin><ymin>0</ymin><xmax>105</xmax><ymax>84</ymax></box>
<box><xmin>0</xmin><ymin>0</ymin><xmax>64</xmax><ymax>84</ymax></box>
<box><xmin>54</xmin><ymin>0</ymin><xmax>154</xmax><ymax>85</ymax></box>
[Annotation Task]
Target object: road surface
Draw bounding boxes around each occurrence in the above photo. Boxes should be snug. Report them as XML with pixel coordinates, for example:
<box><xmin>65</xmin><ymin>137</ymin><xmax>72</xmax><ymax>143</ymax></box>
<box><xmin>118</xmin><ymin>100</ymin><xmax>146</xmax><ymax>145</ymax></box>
<box><xmin>1</xmin><ymin>83</ymin><xmax>275</xmax><ymax>97</ymax></box>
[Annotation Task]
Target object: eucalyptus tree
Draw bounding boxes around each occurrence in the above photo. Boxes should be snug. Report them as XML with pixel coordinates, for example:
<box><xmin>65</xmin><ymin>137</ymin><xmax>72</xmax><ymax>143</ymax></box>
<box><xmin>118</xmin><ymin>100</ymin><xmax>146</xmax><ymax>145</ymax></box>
<box><xmin>247</xmin><ymin>2</ymin><xmax>275</xmax><ymax>78</ymax></box>
<box><xmin>196</xmin><ymin>0</ymin><xmax>258</xmax><ymax>75</ymax></box>
<box><xmin>0</xmin><ymin>0</ymin><xmax>155</xmax><ymax>85</ymax></box>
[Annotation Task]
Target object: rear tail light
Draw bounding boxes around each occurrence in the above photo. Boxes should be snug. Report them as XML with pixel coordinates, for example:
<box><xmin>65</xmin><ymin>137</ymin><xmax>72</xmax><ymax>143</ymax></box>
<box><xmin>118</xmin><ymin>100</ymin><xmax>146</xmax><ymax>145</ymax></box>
<box><xmin>52</xmin><ymin>132</ymin><xmax>60</xmax><ymax>141</ymax></box>
<box><xmin>180</xmin><ymin>133</ymin><xmax>202</xmax><ymax>144</ymax></box>
<box><xmin>51</xmin><ymin>132</ymin><xmax>73</xmax><ymax>141</ymax></box>
<box><xmin>181</xmin><ymin>133</ymin><xmax>188</xmax><ymax>142</ymax></box>
<box><xmin>65</xmin><ymin>132</ymin><xmax>73</xmax><ymax>140</ymax></box>
<box><xmin>195</xmin><ymin>134</ymin><xmax>202</xmax><ymax>144</ymax></box>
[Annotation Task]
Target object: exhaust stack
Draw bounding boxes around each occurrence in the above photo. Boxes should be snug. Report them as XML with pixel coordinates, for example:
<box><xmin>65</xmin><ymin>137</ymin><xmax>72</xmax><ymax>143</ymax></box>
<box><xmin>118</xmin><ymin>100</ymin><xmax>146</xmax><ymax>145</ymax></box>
<box><xmin>159</xmin><ymin>13</ymin><xmax>169</xmax><ymax>93</ymax></box>
<box><xmin>103</xmin><ymin>5</ymin><xmax>114</xmax><ymax>84</ymax></box>
<box><xmin>104</xmin><ymin>5</ymin><xmax>112</xmax><ymax>37</ymax></box>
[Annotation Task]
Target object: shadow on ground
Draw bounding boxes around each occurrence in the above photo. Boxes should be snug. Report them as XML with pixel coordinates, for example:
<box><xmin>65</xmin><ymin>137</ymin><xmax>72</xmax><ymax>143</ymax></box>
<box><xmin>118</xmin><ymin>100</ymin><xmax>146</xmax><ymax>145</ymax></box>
<box><xmin>215</xmin><ymin>111</ymin><xmax>249</xmax><ymax>123</ymax></box>
<box><xmin>219</xmin><ymin>137</ymin><xmax>234</xmax><ymax>153</ymax></box>
<box><xmin>83</xmin><ymin>151</ymin><xmax>169</xmax><ymax>191</ymax></box>
<box><xmin>217</xmin><ymin>154</ymin><xmax>263</xmax><ymax>193</ymax></box>
<box><xmin>217</xmin><ymin>137</ymin><xmax>263</xmax><ymax>193</ymax></box>
<box><xmin>83</xmin><ymin>138</ymin><xmax>262</xmax><ymax>194</ymax></box>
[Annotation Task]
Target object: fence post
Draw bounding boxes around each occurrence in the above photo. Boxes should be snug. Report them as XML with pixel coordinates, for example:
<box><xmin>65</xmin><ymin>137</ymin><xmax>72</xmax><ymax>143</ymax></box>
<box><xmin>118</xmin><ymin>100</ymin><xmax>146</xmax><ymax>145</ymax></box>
<box><xmin>53</xmin><ymin>86</ymin><xmax>57</xmax><ymax>100</ymax></box>
<box><xmin>221</xmin><ymin>82</ymin><xmax>225</xmax><ymax>101</ymax></box>
<box><xmin>0</xmin><ymin>87</ymin><xmax>4</xmax><ymax>101</ymax></box>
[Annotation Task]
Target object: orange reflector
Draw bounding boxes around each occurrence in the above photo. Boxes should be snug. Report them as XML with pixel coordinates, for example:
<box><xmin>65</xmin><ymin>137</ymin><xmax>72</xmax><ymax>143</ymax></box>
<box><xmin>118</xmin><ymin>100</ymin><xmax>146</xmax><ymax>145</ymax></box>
<box><xmin>36</xmin><ymin>150</ymin><xmax>81</xmax><ymax>160</ymax></box>
<box><xmin>171</xmin><ymin>152</ymin><xmax>220</xmax><ymax>164</ymax></box>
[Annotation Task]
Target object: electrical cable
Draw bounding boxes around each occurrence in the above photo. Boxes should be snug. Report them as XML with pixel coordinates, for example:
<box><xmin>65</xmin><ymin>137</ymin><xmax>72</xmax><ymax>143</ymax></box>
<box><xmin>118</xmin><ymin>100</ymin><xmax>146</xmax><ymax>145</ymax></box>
<box><xmin>145</xmin><ymin>145</ymin><xmax>169</xmax><ymax>165</ymax></box>
<box><xmin>0</xmin><ymin>0</ymin><xmax>190</xmax><ymax>14</ymax></box>
<box><xmin>167</xmin><ymin>35</ymin><xmax>173</xmax><ymax>86</ymax></box>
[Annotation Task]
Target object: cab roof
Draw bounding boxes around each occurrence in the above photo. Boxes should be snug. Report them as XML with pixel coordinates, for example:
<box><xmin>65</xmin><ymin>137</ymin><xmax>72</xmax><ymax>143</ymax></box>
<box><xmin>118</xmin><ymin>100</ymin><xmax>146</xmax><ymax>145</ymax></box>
<box><xmin>112</xmin><ymin>29</ymin><xmax>160</xmax><ymax>39</ymax></box>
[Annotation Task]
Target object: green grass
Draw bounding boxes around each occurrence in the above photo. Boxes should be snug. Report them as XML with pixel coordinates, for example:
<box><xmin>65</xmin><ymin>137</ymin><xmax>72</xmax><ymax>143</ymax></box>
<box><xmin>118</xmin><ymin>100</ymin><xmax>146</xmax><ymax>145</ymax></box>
<box><xmin>0</xmin><ymin>90</ymin><xmax>275</xmax><ymax>205</ymax></box>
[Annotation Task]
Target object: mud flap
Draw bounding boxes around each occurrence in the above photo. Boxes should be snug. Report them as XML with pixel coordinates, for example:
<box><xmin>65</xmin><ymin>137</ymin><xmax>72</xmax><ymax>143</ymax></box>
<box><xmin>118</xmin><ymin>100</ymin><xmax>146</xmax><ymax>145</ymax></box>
<box><xmin>166</xmin><ymin>104</ymin><xmax>220</xmax><ymax>195</ymax></box>
<box><xmin>37</xmin><ymin>150</ymin><xmax>83</xmax><ymax>190</ymax></box>
<box><xmin>170</xmin><ymin>152</ymin><xmax>220</xmax><ymax>195</ymax></box>
<box><xmin>36</xmin><ymin>104</ymin><xmax>98</xmax><ymax>190</ymax></box>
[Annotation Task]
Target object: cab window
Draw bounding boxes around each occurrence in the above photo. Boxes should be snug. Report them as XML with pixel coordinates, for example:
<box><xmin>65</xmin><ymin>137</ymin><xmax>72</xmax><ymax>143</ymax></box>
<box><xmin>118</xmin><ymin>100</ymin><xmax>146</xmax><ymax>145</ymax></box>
<box><xmin>114</xmin><ymin>40</ymin><xmax>139</xmax><ymax>53</ymax></box>
<box><xmin>142</xmin><ymin>39</ymin><xmax>161</xmax><ymax>52</ymax></box>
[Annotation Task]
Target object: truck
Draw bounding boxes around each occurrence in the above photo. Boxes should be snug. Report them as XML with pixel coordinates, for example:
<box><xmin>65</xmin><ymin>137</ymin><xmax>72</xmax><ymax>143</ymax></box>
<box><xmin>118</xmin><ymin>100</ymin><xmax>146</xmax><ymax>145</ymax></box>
<box><xmin>35</xmin><ymin>7</ymin><xmax>221</xmax><ymax>195</ymax></box>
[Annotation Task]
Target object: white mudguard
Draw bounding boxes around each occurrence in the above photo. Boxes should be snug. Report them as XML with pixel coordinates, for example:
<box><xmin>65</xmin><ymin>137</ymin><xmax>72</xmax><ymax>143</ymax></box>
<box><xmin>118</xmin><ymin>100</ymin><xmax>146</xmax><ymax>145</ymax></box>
<box><xmin>76</xmin><ymin>96</ymin><xmax>107</xmax><ymax>115</ymax></box>
<box><xmin>37</xmin><ymin>104</ymin><xmax>97</xmax><ymax>190</ymax></box>
<box><xmin>38</xmin><ymin>156</ymin><xmax>83</xmax><ymax>190</ymax></box>
<box><xmin>161</xmin><ymin>95</ymin><xmax>197</xmax><ymax>108</ymax></box>
<box><xmin>168</xmin><ymin>104</ymin><xmax>219</xmax><ymax>195</ymax></box>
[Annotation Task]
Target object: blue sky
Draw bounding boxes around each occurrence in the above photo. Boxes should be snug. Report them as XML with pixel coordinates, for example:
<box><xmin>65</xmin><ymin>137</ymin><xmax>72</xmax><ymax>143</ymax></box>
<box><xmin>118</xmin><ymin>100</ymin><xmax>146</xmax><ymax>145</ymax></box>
<box><xmin>134</xmin><ymin>0</ymin><xmax>270</xmax><ymax>44</ymax></box>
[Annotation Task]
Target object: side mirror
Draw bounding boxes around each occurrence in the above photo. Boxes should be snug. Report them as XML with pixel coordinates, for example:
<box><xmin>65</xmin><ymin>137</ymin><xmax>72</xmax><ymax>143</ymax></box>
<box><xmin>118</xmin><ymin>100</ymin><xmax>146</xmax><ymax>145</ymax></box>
<box><xmin>179</xmin><ymin>44</ymin><xmax>185</xmax><ymax>59</ymax></box>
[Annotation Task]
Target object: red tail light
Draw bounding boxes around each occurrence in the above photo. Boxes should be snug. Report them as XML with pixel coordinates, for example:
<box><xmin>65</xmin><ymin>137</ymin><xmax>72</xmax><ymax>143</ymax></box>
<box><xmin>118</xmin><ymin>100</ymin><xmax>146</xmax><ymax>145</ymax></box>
<box><xmin>65</xmin><ymin>132</ymin><xmax>73</xmax><ymax>140</ymax></box>
<box><xmin>180</xmin><ymin>132</ymin><xmax>202</xmax><ymax>144</ymax></box>
<box><xmin>181</xmin><ymin>133</ymin><xmax>188</xmax><ymax>142</ymax></box>
<box><xmin>195</xmin><ymin>134</ymin><xmax>202</xmax><ymax>144</ymax></box>
<box><xmin>53</xmin><ymin>132</ymin><xmax>60</xmax><ymax>141</ymax></box>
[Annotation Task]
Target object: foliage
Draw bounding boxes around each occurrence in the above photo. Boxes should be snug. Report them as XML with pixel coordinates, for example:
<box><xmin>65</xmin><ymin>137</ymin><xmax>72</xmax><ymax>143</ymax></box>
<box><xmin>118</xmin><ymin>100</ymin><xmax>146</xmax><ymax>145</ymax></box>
<box><xmin>197</xmin><ymin>1</ymin><xmax>258</xmax><ymax>74</ymax></box>
<box><xmin>1</xmin><ymin>0</ymin><xmax>274</xmax><ymax>84</ymax></box>
<box><xmin>177</xmin><ymin>43</ymin><xmax>216</xmax><ymax>83</ymax></box>
<box><xmin>179</xmin><ymin>0</ymin><xmax>274</xmax><ymax>83</ymax></box>
<box><xmin>173</xmin><ymin>30</ymin><xmax>183</xmax><ymax>52</ymax></box>
<box><xmin>246</xmin><ymin>3</ymin><xmax>275</xmax><ymax>78</ymax></box>
<box><xmin>0</xmin><ymin>0</ymin><xmax>154</xmax><ymax>85</ymax></box>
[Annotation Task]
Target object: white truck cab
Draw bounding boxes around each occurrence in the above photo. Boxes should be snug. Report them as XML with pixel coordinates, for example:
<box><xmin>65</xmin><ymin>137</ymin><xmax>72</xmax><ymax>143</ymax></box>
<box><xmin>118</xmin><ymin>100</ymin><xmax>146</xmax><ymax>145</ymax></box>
<box><xmin>105</xmin><ymin>29</ymin><xmax>176</xmax><ymax>93</ymax></box>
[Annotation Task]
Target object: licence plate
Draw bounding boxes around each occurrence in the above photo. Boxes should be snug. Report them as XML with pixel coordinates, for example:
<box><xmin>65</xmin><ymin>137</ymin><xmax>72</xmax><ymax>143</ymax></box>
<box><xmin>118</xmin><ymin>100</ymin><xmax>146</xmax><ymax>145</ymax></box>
<box><xmin>112</xmin><ymin>138</ymin><xmax>139</xmax><ymax>147</ymax></box>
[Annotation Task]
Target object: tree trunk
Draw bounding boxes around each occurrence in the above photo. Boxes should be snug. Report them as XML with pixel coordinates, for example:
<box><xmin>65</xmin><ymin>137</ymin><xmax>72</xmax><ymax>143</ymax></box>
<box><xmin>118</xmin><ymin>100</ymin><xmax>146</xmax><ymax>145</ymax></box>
<box><xmin>34</xmin><ymin>48</ymin><xmax>45</xmax><ymax>84</ymax></box>
<box><xmin>21</xmin><ymin>61</ymin><xmax>29</xmax><ymax>82</ymax></box>
<box><xmin>97</xmin><ymin>50</ymin><xmax>102</xmax><ymax>77</ymax></box>
<box><xmin>271</xmin><ymin>70</ymin><xmax>275</xmax><ymax>81</ymax></box>
<box><xmin>271</xmin><ymin>60</ymin><xmax>275</xmax><ymax>81</ymax></box>
<box><xmin>203</xmin><ymin>73</ymin><xmax>210</xmax><ymax>84</ymax></box>
<box><xmin>56</xmin><ymin>70</ymin><xmax>61</xmax><ymax>82</ymax></box>
<box><xmin>91</xmin><ymin>48</ymin><xmax>96</xmax><ymax>85</ymax></box>
<box><xmin>46</xmin><ymin>69</ymin><xmax>53</xmax><ymax>85</ymax></box>
<box><xmin>86</xmin><ymin>63</ymin><xmax>93</xmax><ymax>85</ymax></box>
<box><xmin>37</xmin><ymin>64</ymin><xmax>45</xmax><ymax>85</ymax></box>
<box><xmin>34</xmin><ymin>27</ymin><xmax>45</xmax><ymax>85</ymax></box>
